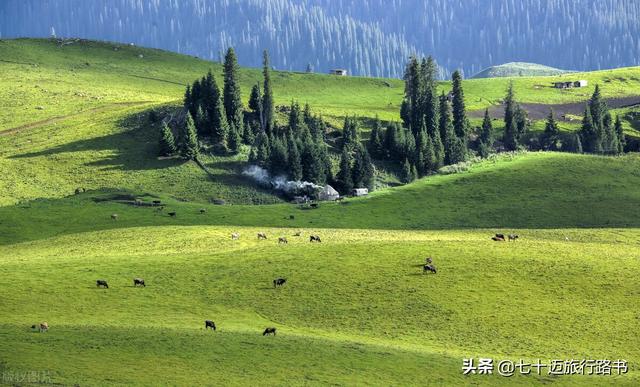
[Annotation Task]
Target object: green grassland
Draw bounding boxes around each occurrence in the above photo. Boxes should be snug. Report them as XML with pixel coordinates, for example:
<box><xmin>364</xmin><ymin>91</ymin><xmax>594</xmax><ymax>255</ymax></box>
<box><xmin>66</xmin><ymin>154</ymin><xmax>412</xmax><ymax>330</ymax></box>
<box><xmin>1</xmin><ymin>38</ymin><xmax>640</xmax><ymax>385</ymax></box>
<box><xmin>1</xmin><ymin>225</ymin><xmax>638</xmax><ymax>385</ymax></box>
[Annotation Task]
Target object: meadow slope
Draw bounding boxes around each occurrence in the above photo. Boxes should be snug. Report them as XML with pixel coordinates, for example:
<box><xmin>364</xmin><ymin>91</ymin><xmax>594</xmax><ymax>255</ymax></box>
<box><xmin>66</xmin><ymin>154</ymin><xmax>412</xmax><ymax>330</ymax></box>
<box><xmin>1</xmin><ymin>38</ymin><xmax>640</xmax><ymax>386</ymax></box>
<box><xmin>0</xmin><ymin>226</ymin><xmax>638</xmax><ymax>385</ymax></box>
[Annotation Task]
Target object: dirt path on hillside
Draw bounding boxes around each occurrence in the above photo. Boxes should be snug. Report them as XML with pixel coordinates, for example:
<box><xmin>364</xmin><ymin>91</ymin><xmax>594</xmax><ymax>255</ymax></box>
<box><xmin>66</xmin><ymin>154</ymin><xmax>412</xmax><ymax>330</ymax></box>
<box><xmin>0</xmin><ymin>101</ymin><xmax>155</xmax><ymax>136</ymax></box>
<box><xmin>469</xmin><ymin>96</ymin><xmax>640</xmax><ymax>121</ymax></box>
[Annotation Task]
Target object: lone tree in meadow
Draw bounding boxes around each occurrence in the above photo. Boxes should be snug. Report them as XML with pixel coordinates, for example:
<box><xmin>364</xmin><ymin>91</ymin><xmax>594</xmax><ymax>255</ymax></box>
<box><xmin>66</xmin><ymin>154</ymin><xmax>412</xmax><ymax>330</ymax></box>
<box><xmin>262</xmin><ymin>50</ymin><xmax>275</xmax><ymax>133</ymax></box>
<box><xmin>180</xmin><ymin>112</ymin><xmax>199</xmax><ymax>159</ymax></box>
<box><xmin>223</xmin><ymin>47</ymin><xmax>243</xmax><ymax>132</ymax></box>
<box><xmin>159</xmin><ymin>122</ymin><xmax>177</xmax><ymax>156</ymax></box>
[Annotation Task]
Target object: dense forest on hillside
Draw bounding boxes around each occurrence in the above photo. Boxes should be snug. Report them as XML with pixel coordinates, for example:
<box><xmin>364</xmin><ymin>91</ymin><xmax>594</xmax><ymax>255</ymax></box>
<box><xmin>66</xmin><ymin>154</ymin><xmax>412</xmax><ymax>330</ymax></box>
<box><xmin>2</xmin><ymin>0</ymin><xmax>638</xmax><ymax>78</ymax></box>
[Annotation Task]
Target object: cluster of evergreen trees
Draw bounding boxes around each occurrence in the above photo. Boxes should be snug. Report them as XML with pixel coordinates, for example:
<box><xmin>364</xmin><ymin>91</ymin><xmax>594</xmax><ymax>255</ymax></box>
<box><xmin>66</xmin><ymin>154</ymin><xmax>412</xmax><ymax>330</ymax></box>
<box><xmin>367</xmin><ymin>56</ymin><xmax>470</xmax><ymax>183</ymax></box>
<box><xmin>577</xmin><ymin>85</ymin><xmax>625</xmax><ymax>154</ymax></box>
<box><xmin>248</xmin><ymin>101</ymin><xmax>334</xmax><ymax>186</ymax></box>
<box><xmin>182</xmin><ymin>47</ymin><xmax>244</xmax><ymax>154</ymax></box>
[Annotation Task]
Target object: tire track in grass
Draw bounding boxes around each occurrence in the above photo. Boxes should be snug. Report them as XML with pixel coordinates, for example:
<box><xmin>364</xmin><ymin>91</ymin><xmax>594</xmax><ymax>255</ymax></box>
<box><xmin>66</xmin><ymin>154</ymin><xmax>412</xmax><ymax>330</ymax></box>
<box><xmin>0</xmin><ymin>101</ymin><xmax>156</xmax><ymax>136</ymax></box>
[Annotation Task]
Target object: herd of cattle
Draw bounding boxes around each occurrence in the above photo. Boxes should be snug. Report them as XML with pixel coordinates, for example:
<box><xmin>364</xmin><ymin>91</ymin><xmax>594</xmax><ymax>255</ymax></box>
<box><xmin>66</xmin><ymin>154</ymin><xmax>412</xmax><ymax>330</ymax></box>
<box><xmin>491</xmin><ymin>233</ymin><xmax>519</xmax><ymax>241</ymax></box>
<box><xmin>31</xmin><ymin>229</ymin><xmax>324</xmax><ymax>336</ymax></box>
<box><xmin>31</xmin><ymin>211</ymin><xmax>523</xmax><ymax>336</ymax></box>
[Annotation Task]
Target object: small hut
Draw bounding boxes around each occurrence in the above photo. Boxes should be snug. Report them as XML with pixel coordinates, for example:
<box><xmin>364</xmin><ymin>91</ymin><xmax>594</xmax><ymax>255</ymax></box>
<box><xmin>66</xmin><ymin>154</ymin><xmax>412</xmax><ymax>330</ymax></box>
<box><xmin>352</xmin><ymin>188</ymin><xmax>369</xmax><ymax>197</ymax></box>
<box><xmin>318</xmin><ymin>185</ymin><xmax>340</xmax><ymax>201</ymax></box>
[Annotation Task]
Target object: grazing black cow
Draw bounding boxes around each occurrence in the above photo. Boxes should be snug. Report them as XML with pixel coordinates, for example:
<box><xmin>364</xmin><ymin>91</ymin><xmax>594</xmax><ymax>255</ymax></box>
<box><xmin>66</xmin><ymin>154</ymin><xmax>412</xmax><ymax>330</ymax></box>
<box><xmin>508</xmin><ymin>234</ymin><xmax>519</xmax><ymax>241</ymax></box>
<box><xmin>273</xmin><ymin>278</ymin><xmax>286</xmax><ymax>288</ymax></box>
<box><xmin>168</xmin><ymin>212</ymin><xmax>177</xmax><ymax>217</ymax></box>
<box><xmin>278</xmin><ymin>237</ymin><xmax>288</xmax><ymax>244</ymax></box>
<box><xmin>310</xmin><ymin>235</ymin><xmax>321</xmax><ymax>243</ymax></box>
<box><xmin>96</xmin><ymin>280</ymin><xmax>109</xmax><ymax>288</ymax></box>
<box><xmin>495</xmin><ymin>233</ymin><xmax>505</xmax><ymax>239</ymax></box>
<box><xmin>492</xmin><ymin>235</ymin><xmax>505</xmax><ymax>241</ymax></box>
<box><xmin>263</xmin><ymin>327</ymin><xmax>277</xmax><ymax>336</ymax></box>
<box><xmin>205</xmin><ymin>320</ymin><xmax>216</xmax><ymax>331</ymax></box>
<box><xmin>257</xmin><ymin>232</ymin><xmax>267</xmax><ymax>240</ymax></box>
<box><xmin>133</xmin><ymin>278</ymin><xmax>146</xmax><ymax>287</ymax></box>
<box><xmin>423</xmin><ymin>264</ymin><xmax>437</xmax><ymax>274</ymax></box>
<box><xmin>199</xmin><ymin>208</ymin><xmax>206</xmax><ymax>214</ymax></box>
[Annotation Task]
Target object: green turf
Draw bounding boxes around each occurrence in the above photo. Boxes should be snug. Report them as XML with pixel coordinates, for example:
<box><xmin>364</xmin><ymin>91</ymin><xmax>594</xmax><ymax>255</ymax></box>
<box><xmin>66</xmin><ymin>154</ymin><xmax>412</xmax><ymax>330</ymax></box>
<box><xmin>1</xmin><ymin>226</ymin><xmax>638</xmax><ymax>385</ymax></box>
<box><xmin>1</xmin><ymin>38</ymin><xmax>640</xmax><ymax>386</ymax></box>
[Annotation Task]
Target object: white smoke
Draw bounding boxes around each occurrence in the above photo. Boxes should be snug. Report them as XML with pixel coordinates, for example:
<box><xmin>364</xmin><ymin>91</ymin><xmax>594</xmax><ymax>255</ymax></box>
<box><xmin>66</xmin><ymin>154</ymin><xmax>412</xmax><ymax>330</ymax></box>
<box><xmin>242</xmin><ymin>165</ymin><xmax>323</xmax><ymax>194</ymax></box>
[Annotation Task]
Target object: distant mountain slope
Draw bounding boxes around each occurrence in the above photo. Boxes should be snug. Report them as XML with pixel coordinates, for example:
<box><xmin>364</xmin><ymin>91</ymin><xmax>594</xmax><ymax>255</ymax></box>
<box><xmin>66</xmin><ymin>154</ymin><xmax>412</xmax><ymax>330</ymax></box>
<box><xmin>1</xmin><ymin>0</ymin><xmax>639</xmax><ymax>78</ymax></box>
<box><xmin>472</xmin><ymin>62</ymin><xmax>570</xmax><ymax>79</ymax></box>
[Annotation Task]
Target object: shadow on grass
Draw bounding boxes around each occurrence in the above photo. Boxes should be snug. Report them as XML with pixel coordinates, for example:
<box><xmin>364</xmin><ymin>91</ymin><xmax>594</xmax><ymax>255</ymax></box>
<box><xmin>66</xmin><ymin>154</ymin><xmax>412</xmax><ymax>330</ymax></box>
<box><xmin>9</xmin><ymin>107</ymin><xmax>185</xmax><ymax>172</ymax></box>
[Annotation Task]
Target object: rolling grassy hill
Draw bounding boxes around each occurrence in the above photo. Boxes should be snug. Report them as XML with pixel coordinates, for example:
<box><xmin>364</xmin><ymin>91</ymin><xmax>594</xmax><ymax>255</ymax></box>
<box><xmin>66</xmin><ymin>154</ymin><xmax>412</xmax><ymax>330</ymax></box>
<box><xmin>472</xmin><ymin>62</ymin><xmax>570</xmax><ymax>79</ymax></box>
<box><xmin>1</xmin><ymin>225</ymin><xmax>638</xmax><ymax>385</ymax></box>
<box><xmin>1</xmin><ymin>38</ymin><xmax>640</xmax><ymax>385</ymax></box>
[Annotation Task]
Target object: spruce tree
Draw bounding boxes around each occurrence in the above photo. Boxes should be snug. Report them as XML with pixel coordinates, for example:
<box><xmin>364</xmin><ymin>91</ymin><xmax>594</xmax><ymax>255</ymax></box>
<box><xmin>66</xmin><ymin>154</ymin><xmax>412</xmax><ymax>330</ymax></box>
<box><xmin>403</xmin><ymin>56</ymin><xmax>422</xmax><ymax>133</ymax></box>
<box><xmin>369</xmin><ymin>116</ymin><xmax>385</xmax><ymax>158</ymax></box>
<box><xmin>195</xmin><ymin>105</ymin><xmax>207</xmax><ymax>136</ymax></box>
<box><xmin>431</xmin><ymin>131</ymin><xmax>445</xmax><ymax>169</ymax></box>
<box><xmin>223</xmin><ymin>47</ymin><xmax>243</xmax><ymax>131</ymax></box>
<box><xmin>614</xmin><ymin>115</ymin><xmax>625</xmax><ymax>154</ymax></box>
<box><xmin>579</xmin><ymin>105</ymin><xmax>599</xmax><ymax>153</ymax></box>
<box><xmin>159</xmin><ymin>122</ymin><xmax>177</xmax><ymax>156</ymax></box>
<box><xmin>288</xmin><ymin>138</ymin><xmax>303</xmax><ymax>181</ymax></box>
<box><xmin>243</xmin><ymin>120</ymin><xmax>255</xmax><ymax>145</ymax></box>
<box><xmin>181</xmin><ymin>112</ymin><xmax>199</xmax><ymax>160</ymax></box>
<box><xmin>361</xmin><ymin>147</ymin><xmax>375</xmax><ymax>189</ymax></box>
<box><xmin>254</xmin><ymin>130</ymin><xmax>270</xmax><ymax>167</ymax></box>
<box><xmin>337</xmin><ymin>149</ymin><xmax>354</xmax><ymax>194</ymax></box>
<box><xmin>262</xmin><ymin>50</ymin><xmax>275</xmax><ymax>133</ymax></box>
<box><xmin>183</xmin><ymin>85</ymin><xmax>193</xmax><ymax>116</ymax></box>
<box><xmin>228</xmin><ymin>124</ymin><xmax>242</xmax><ymax>153</ymax></box>
<box><xmin>352</xmin><ymin>143</ymin><xmax>366</xmax><ymax>188</ymax></box>
<box><xmin>451</xmin><ymin>70</ymin><xmax>469</xmax><ymax>142</ymax></box>
<box><xmin>401</xmin><ymin>158</ymin><xmax>414</xmax><ymax>183</ymax></box>
<box><xmin>384</xmin><ymin>123</ymin><xmax>398</xmax><ymax>158</ymax></box>
<box><xmin>208</xmin><ymin>75</ymin><xmax>230</xmax><ymax>150</ymax></box>
<box><xmin>439</xmin><ymin>93</ymin><xmax>462</xmax><ymax>164</ymax></box>
<box><xmin>478</xmin><ymin>109</ymin><xmax>493</xmax><ymax>157</ymax></box>
<box><xmin>249</xmin><ymin>83</ymin><xmax>262</xmax><ymax>126</ymax></box>
<box><xmin>423</xmin><ymin>56</ymin><xmax>440</xmax><ymax>138</ymax></box>
<box><xmin>503</xmin><ymin>82</ymin><xmax>519</xmax><ymax>151</ymax></box>
<box><xmin>269</xmin><ymin>136</ymin><xmax>289</xmax><ymax>175</ymax></box>
<box><xmin>542</xmin><ymin>109</ymin><xmax>560</xmax><ymax>150</ymax></box>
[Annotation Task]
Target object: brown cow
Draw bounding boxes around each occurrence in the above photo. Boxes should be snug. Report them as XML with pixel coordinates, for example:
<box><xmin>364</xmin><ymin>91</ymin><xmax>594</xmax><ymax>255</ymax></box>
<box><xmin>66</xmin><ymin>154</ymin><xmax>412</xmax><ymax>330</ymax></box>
<box><xmin>278</xmin><ymin>237</ymin><xmax>288</xmax><ymax>244</ymax></box>
<box><xmin>257</xmin><ymin>232</ymin><xmax>267</xmax><ymax>240</ymax></box>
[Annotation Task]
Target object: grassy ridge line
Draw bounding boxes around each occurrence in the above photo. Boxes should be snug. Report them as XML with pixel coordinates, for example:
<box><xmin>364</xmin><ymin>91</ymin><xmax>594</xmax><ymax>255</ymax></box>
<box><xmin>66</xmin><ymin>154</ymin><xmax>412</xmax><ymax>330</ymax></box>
<box><xmin>1</xmin><ymin>38</ymin><xmax>640</xmax><ymax>128</ymax></box>
<box><xmin>2</xmin><ymin>152</ymin><xmax>639</xmax><ymax>245</ymax></box>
